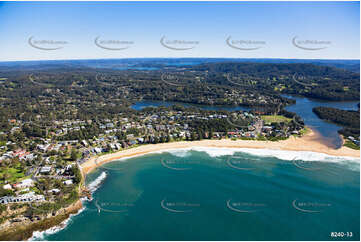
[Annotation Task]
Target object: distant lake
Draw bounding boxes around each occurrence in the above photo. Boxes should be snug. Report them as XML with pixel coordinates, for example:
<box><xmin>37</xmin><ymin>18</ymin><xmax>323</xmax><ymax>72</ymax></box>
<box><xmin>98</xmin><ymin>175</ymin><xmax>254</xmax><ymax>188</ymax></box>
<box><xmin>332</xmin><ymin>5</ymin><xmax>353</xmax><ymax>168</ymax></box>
<box><xmin>109</xmin><ymin>62</ymin><xmax>202</xmax><ymax>71</ymax></box>
<box><xmin>131</xmin><ymin>100</ymin><xmax>251</xmax><ymax>112</ymax></box>
<box><xmin>108</xmin><ymin>61</ymin><xmax>203</xmax><ymax>71</ymax></box>
<box><xmin>165</xmin><ymin>61</ymin><xmax>202</xmax><ymax>66</ymax></box>
<box><xmin>114</xmin><ymin>67</ymin><xmax>160</xmax><ymax>71</ymax></box>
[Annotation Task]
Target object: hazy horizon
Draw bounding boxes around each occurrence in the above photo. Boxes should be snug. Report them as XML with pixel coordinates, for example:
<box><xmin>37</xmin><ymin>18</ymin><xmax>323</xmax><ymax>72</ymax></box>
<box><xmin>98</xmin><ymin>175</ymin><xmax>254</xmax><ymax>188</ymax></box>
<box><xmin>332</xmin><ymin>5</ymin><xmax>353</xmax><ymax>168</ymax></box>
<box><xmin>0</xmin><ymin>57</ymin><xmax>360</xmax><ymax>64</ymax></box>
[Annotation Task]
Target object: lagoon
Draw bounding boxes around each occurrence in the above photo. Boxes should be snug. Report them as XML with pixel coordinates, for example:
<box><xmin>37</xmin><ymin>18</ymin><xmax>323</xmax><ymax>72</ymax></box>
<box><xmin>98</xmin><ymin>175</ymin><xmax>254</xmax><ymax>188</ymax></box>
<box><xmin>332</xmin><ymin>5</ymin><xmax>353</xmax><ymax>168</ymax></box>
<box><xmin>132</xmin><ymin>97</ymin><xmax>359</xmax><ymax>148</ymax></box>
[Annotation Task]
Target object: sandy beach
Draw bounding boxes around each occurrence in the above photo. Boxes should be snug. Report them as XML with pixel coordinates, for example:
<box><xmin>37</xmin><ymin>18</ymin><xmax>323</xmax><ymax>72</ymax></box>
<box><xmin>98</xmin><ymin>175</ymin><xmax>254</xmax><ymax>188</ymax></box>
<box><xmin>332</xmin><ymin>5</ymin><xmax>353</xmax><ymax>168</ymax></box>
<box><xmin>80</xmin><ymin>129</ymin><xmax>360</xmax><ymax>175</ymax></box>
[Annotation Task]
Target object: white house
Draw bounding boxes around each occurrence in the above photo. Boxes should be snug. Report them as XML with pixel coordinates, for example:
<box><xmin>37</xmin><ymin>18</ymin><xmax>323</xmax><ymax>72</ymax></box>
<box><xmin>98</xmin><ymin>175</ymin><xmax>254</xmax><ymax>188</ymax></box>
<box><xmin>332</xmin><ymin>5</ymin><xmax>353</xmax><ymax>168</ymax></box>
<box><xmin>3</xmin><ymin>184</ymin><xmax>12</xmax><ymax>190</ymax></box>
<box><xmin>94</xmin><ymin>147</ymin><xmax>102</xmax><ymax>154</ymax></box>
<box><xmin>0</xmin><ymin>192</ymin><xmax>44</xmax><ymax>204</ymax></box>
<box><xmin>15</xmin><ymin>178</ymin><xmax>34</xmax><ymax>189</ymax></box>
<box><xmin>64</xmin><ymin>179</ymin><xmax>73</xmax><ymax>185</ymax></box>
<box><xmin>48</xmin><ymin>188</ymin><xmax>61</xmax><ymax>194</ymax></box>
<box><xmin>40</xmin><ymin>166</ymin><xmax>52</xmax><ymax>174</ymax></box>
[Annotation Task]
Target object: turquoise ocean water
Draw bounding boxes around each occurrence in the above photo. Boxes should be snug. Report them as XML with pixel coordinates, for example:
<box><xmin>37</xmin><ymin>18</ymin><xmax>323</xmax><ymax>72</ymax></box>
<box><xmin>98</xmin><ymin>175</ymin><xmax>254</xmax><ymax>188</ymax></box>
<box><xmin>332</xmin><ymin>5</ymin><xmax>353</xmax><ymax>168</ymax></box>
<box><xmin>32</xmin><ymin>148</ymin><xmax>360</xmax><ymax>241</ymax></box>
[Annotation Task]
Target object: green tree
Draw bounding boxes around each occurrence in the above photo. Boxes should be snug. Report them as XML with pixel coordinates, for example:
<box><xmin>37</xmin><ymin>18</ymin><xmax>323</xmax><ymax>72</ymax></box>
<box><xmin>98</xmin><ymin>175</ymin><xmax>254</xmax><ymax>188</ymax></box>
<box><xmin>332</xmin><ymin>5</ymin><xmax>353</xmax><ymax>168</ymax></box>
<box><xmin>70</xmin><ymin>149</ymin><xmax>78</xmax><ymax>161</ymax></box>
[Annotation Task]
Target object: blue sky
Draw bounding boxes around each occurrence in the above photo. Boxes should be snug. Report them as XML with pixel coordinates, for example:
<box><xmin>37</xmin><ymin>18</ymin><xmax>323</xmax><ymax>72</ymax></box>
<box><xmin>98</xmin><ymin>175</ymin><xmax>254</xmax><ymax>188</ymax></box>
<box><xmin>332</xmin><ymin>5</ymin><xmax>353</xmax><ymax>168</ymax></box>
<box><xmin>0</xmin><ymin>1</ymin><xmax>359</xmax><ymax>61</ymax></box>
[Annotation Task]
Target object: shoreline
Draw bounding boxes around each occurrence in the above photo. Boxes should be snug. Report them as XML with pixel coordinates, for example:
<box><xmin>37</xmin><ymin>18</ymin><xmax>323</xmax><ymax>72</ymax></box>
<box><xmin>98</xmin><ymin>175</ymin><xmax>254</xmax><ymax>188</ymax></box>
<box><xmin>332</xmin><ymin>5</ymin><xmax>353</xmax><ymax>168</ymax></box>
<box><xmin>80</xmin><ymin>129</ymin><xmax>360</xmax><ymax>175</ymax></box>
<box><xmin>0</xmin><ymin>200</ymin><xmax>82</xmax><ymax>241</ymax></box>
<box><xmin>8</xmin><ymin>128</ymin><xmax>357</xmax><ymax>240</ymax></box>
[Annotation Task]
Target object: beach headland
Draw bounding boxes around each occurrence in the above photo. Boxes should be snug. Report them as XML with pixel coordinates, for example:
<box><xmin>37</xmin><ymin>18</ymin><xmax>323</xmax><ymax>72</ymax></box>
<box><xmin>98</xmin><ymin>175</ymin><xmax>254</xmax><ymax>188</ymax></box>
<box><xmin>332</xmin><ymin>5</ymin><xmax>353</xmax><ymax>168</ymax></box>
<box><xmin>80</xmin><ymin>129</ymin><xmax>360</xmax><ymax>176</ymax></box>
<box><xmin>0</xmin><ymin>200</ymin><xmax>82</xmax><ymax>241</ymax></box>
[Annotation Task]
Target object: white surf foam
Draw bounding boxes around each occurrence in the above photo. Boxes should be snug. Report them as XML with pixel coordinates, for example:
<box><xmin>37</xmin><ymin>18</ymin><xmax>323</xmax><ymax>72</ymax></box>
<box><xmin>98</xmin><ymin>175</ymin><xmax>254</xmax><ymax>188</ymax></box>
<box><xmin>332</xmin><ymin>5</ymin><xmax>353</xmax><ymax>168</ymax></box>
<box><xmin>99</xmin><ymin>146</ymin><xmax>359</xmax><ymax>164</ymax></box>
<box><xmin>164</xmin><ymin>149</ymin><xmax>192</xmax><ymax>157</ymax></box>
<box><xmin>27</xmin><ymin>146</ymin><xmax>358</xmax><ymax>240</ymax></box>
<box><xmin>150</xmin><ymin>147</ymin><xmax>235</xmax><ymax>157</ymax></box>
<box><xmin>234</xmin><ymin>148</ymin><xmax>360</xmax><ymax>163</ymax></box>
<box><xmin>28</xmin><ymin>171</ymin><xmax>108</xmax><ymax>240</ymax></box>
<box><xmin>87</xmin><ymin>171</ymin><xmax>107</xmax><ymax>193</ymax></box>
<box><xmin>90</xmin><ymin>146</ymin><xmax>359</xmax><ymax>173</ymax></box>
<box><xmin>163</xmin><ymin>146</ymin><xmax>359</xmax><ymax>163</ymax></box>
<box><xmin>29</xmin><ymin>207</ymin><xmax>86</xmax><ymax>241</ymax></box>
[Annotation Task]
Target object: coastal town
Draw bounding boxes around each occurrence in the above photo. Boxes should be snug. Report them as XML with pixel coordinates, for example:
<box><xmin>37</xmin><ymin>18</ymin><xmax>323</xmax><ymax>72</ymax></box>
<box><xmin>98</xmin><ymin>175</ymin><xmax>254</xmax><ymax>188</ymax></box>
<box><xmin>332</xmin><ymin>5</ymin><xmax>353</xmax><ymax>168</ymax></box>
<box><xmin>0</xmin><ymin>60</ymin><xmax>359</xmax><ymax>240</ymax></box>
<box><xmin>0</xmin><ymin>0</ymin><xmax>360</xmax><ymax>240</ymax></box>
<box><xmin>0</xmin><ymin>107</ymin><xmax>305</xmax><ymax>213</ymax></box>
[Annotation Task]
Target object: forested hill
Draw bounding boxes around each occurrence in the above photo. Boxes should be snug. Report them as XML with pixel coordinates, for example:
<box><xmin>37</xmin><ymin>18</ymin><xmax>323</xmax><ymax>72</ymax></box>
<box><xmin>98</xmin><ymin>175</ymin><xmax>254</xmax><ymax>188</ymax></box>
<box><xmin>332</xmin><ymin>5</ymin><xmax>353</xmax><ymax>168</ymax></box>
<box><xmin>193</xmin><ymin>62</ymin><xmax>357</xmax><ymax>77</ymax></box>
<box><xmin>313</xmin><ymin>106</ymin><xmax>360</xmax><ymax>139</ymax></box>
<box><xmin>192</xmin><ymin>62</ymin><xmax>360</xmax><ymax>101</ymax></box>
<box><xmin>0</xmin><ymin>58</ymin><xmax>358</xmax><ymax>72</ymax></box>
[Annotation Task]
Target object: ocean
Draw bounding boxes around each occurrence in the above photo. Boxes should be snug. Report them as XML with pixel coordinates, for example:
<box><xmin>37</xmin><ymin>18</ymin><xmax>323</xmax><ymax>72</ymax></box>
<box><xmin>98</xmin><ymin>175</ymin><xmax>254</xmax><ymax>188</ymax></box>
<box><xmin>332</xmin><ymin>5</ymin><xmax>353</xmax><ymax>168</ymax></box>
<box><xmin>31</xmin><ymin>148</ymin><xmax>360</xmax><ymax>241</ymax></box>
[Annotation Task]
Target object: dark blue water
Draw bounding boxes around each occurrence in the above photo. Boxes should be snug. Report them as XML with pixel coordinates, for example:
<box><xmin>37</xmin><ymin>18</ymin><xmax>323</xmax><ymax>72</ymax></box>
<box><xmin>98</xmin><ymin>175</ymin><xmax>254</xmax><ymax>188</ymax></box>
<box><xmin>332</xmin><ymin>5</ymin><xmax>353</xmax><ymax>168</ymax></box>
<box><xmin>115</xmin><ymin>67</ymin><xmax>159</xmax><ymax>71</ymax></box>
<box><xmin>165</xmin><ymin>62</ymin><xmax>202</xmax><ymax>66</ymax></box>
<box><xmin>93</xmin><ymin>62</ymin><xmax>202</xmax><ymax>71</ymax></box>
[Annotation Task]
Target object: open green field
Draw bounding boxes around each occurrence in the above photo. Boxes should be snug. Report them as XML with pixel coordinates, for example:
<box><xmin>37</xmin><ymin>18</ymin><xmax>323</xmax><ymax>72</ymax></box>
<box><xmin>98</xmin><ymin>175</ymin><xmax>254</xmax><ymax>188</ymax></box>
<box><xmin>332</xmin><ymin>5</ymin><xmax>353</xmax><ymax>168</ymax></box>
<box><xmin>0</xmin><ymin>164</ymin><xmax>27</xmax><ymax>184</ymax></box>
<box><xmin>344</xmin><ymin>140</ymin><xmax>360</xmax><ymax>150</ymax></box>
<box><xmin>261</xmin><ymin>115</ymin><xmax>292</xmax><ymax>124</ymax></box>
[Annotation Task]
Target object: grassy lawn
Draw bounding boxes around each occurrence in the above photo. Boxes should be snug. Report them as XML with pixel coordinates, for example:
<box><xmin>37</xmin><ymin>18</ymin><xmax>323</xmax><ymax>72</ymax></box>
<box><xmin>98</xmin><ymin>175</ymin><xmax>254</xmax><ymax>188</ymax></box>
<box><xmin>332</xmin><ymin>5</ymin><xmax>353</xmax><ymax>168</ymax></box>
<box><xmin>299</xmin><ymin>127</ymin><xmax>310</xmax><ymax>136</ymax></box>
<box><xmin>344</xmin><ymin>140</ymin><xmax>360</xmax><ymax>150</ymax></box>
<box><xmin>0</xmin><ymin>163</ymin><xmax>28</xmax><ymax>184</ymax></box>
<box><xmin>274</xmin><ymin>85</ymin><xmax>286</xmax><ymax>91</ymax></box>
<box><xmin>261</xmin><ymin>115</ymin><xmax>292</xmax><ymax>124</ymax></box>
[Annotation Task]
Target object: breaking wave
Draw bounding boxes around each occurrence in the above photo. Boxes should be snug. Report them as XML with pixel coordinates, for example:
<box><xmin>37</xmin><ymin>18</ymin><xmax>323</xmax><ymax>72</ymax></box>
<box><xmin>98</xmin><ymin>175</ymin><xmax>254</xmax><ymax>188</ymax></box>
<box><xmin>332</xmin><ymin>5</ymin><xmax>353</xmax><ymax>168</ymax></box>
<box><xmin>164</xmin><ymin>147</ymin><xmax>359</xmax><ymax>168</ymax></box>
<box><xmin>87</xmin><ymin>171</ymin><xmax>107</xmax><ymax>194</ymax></box>
<box><xmin>29</xmin><ymin>171</ymin><xmax>107</xmax><ymax>241</ymax></box>
<box><xmin>29</xmin><ymin>207</ymin><xmax>85</xmax><ymax>241</ymax></box>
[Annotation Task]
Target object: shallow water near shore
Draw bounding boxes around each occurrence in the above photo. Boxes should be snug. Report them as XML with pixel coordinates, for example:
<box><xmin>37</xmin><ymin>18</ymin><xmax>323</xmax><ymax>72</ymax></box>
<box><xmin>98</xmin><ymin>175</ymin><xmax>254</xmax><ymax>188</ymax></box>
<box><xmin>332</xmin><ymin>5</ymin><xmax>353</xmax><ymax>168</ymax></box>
<box><xmin>281</xmin><ymin>95</ymin><xmax>359</xmax><ymax>149</ymax></box>
<box><xmin>34</xmin><ymin>148</ymin><xmax>359</xmax><ymax>241</ymax></box>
